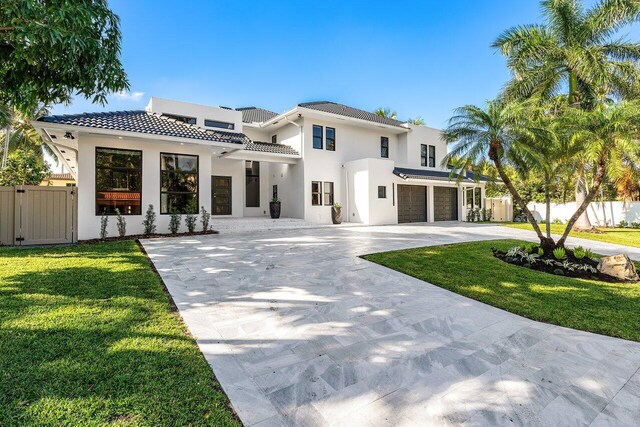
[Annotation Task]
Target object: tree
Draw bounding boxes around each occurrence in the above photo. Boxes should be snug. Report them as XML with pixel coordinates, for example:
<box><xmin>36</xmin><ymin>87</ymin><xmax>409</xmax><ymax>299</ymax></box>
<box><xmin>493</xmin><ymin>0</ymin><xmax>640</xmax><ymax>107</ymax></box>
<box><xmin>442</xmin><ymin>100</ymin><xmax>557</xmax><ymax>249</ymax></box>
<box><xmin>407</xmin><ymin>117</ymin><xmax>426</xmax><ymax>126</ymax></box>
<box><xmin>0</xmin><ymin>0</ymin><xmax>129</xmax><ymax>112</ymax></box>
<box><xmin>0</xmin><ymin>103</ymin><xmax>54</xmax><ymax>167</ymax></box>
<box><xmin>374</xmin><ymin>108</ymin><xmax>397</xmax><ymax>120</ymax></box>
<box><xmin>0</xmin><ymin>148</ymin><xmax>50</xmax><ymax>186</ymax></box>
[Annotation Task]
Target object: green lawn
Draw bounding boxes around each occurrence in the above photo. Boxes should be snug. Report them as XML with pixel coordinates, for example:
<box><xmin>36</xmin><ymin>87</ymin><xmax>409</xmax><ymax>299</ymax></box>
<box><xmin>504</xmin><ymin>222</ymin><xmax>640</xmax><ymax>248</ymax></box>
<box><xmin>365</xmin><ymin>240</ymin><xmax>640</xmax><ymax>342</ymax></box>
<box><xmin>0</xmin><ymin>241</ymin><xmax>240</xmax><ymax>427</ymax></box>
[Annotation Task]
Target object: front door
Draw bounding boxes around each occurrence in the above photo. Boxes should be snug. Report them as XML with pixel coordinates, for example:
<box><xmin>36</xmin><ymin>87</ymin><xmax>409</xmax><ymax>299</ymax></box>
<box><xmin>212</xmin><ymin>176</ymin><xmax>232</xmax><ymax>215</ymax></box>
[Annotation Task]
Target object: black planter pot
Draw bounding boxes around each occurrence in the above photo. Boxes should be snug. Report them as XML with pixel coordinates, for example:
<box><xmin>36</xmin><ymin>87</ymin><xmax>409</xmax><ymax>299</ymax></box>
<box><xmin>269</xmin><ymin>201</ymin><xmax>281</xmax><ymax>219</ymax></box>
<box><xmin>331</xmin><ymin>206</ymin><xmax>343</xmax><ymax>224</ymax></box>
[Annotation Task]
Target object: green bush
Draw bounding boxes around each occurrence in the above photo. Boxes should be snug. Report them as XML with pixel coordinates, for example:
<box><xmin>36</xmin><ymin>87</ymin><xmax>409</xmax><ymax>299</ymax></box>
<box><xmin>573</xmin><ymin>246</ymin><xmax>586</xmax><ymax>260</ymax></box>
<box><xmin>553</xmin><ymin>247</ymin><xmax>567</xmax><ymax>260</ymax></box>
<box><xmin>115</xmin><ymin>208</ymin><xmax>126</xmax><ymax>237</ymax></box>
<box><xmin>99</xmin><ymin>211</ymin><xmax>108</xmax><ymax>240</ymax></box>
<box><xmin>142</xmin><ymin>204</ymin><xmax>157</xmax><ymax>236</ymax></box>
<box><xmin>169</xmin><ymin>209</ymin><xmax>181</xmax><ymax>234</ymax></box>
<box><xmin>618</xmin><ymin>220</ymin><xmax>629</xmax><ymax>228</ymax></box>
<box><xmin>200</xmin><ymin>206</ymin><xmax>210</xmax><ymax>232</ymax></box>
<box><xmin>631</xmin><ymin>222</ymin><xmax>640</xmax><ymax>229</ymax></box>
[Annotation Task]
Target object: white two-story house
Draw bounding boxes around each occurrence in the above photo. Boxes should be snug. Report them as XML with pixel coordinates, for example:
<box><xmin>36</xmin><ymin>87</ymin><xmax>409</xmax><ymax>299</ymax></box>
<box><xmin>33</xmin><ymin>97</ymin><xmax>486</xmax><ymax>239</ymax></box>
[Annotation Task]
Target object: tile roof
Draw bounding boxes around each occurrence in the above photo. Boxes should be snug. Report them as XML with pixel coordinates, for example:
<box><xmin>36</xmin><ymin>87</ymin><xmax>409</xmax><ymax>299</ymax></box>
<box><xmin>236</xmin><ymin>107</ymin><xmax>279</xmax><ymax>124</ymax></box>
<box><xmin>393</xmin><ymin>167</ymin><xmax>488</xmax><ymax>183</ymax></box>
<box><xmin>299</xmin><ymin>101</ymin><xmax>407</xmax><ymax>128</ymax></box>
<box><xmin>245</xmin><ymin>141</ymin><xmax>299</xmax><ymax>156</ymax></box>
<box><xmin>38</xmin><ymin>110</ymin><xmax>250</xmax><ymax>145</ymax></box>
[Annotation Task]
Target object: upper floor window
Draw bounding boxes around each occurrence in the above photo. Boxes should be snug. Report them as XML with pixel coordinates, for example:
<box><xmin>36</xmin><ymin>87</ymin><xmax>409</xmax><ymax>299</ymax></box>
<box><xmin>421</xmin><ymin>144</ymin><xmax>436</xmax><ymax>167</ymax></box>
<box><xmin>313</xmin><ymin>125</ymin><xmax>323</xmax><ymax>149</ymax></box>
<box><xmin>164</xmin><ymin>113</ymin><xmax>196</xmax><ymax>125</ymax></box>
<box><xmin>95</xmin><ymin>147</ymin><xmax>142</xmax><ymax>215</ymax></box>
<box><xmin>160</xmin><ymin>153</ymin><xmax>199</xmax><ymax>214</ymax></box>
<box><xmin>326</xmin><ymin>127</ymin><xmax>336</xmax><ymax>151</ymax></box>
<box><xmin>246</xmin><ymin>161</ymin><xmax>260</xmax><ymax>207</ymax></box>
<box><xmin>205</xmin><ymin>119</ymin><xmax>235</xmax><ymax>130</ymax></box>
<box><xmin>272</xmin><ymin>134</ymin><xmax>277</xmax><ymax>144</ymax></box>
<box><xmin>381</xmin><ymin>137</ymin><xmax>389</xmax><ymax>158</ymax></box>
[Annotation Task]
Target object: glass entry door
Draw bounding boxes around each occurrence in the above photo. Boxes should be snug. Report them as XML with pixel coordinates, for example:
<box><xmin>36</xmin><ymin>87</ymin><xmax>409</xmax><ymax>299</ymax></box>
<box><xmin>212</xmin><ymin>176</ymin><xmax>232</xmax><ymax>215</ymax></box>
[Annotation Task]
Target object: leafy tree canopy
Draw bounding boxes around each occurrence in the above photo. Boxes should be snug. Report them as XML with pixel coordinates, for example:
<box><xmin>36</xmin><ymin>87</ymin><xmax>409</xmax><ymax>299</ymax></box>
<box><xmin>0</xmin><ymin>0</ymin><xmax>129</xmax><ymax>112</ymax></box>
<box><xmin>0</xmin><ymin>148</ymin><xmax>50</xmax><ymax>186</ymax></box>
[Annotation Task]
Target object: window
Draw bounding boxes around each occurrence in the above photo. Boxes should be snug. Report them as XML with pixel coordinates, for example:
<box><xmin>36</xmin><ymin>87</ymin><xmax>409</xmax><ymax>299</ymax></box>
<box><xmin>245</xmin><ymin>161</ymin><xmax>260</xmax><ymax>207</ymax></box>
<box><xmin>313</xmin><ymin>125</ymin><xmax>323</xmax><ymax>149</ymax></box>
<box><xmin>164</xmin><ymin>113</ymin><xmax>196</xmax><ymax>125</ymax></box>
<box><xmin>272</xmin><ymin>185</ymin><xmax>278</xmax><ymax>200</ymax></box>
<box><xmin>160</xmin><ymin>153</ymin><xmax>199</xmax><ymax>214</ymax></box>
<box><xmin>96</xmin><ymin>147</ymin><xmax>142</xmax><ymax>215</ymax></box>
<box><xmin>474</xmin><ymin>187</ymin><xmax>482</xmax><ymax>209</ymax></box>
<box><xmin>421</xmin><ymin>144</ymin><xmax>428</xmax><ymax>166</ymax></box>
<box><xmin>323</xmin><ymin>182</ymin><xmax>334</xmax><ymax>206</ymax></box>
<box><xmin>272</xmin><ymin>134</ymin><xmax>277</xmax><ymax>144</ymax></box>
<box><xmin>429</xmin><ymin>145</ymin><xmax>436</xmax><ymax>167</ymax></box>
<box><xmin>312</xmin><ymin>181</ymin><xmax>322</xmax><ymax>205</ymax></box>
<box><xmin>326</xmin><ymin>127</ymin><xmax>336</xmax><ymax>151</ymax></box>
<box><xmin>378</xmin><ymin>186</ymin><xmax>387</xmax><ymax>198</ymax></box>
<box><xmin>381</xmin><ymin>137</ymin><xmax>389</xmax><ymax>158</ymax></box>
<box><xmin>204</xmin><ymin>119</ymin><xmax>235</xmax><ymax>130</ymax></box>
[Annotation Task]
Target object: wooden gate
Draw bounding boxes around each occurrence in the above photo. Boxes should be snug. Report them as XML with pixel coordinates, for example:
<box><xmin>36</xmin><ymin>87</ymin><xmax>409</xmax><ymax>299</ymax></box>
<box><xmin>0</xmin><ymin>186</ymin><xmax>77</xmax><ymax>246</ymax></box>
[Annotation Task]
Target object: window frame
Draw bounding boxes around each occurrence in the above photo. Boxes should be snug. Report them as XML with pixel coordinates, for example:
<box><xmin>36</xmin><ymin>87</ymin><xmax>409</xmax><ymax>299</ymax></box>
<box><xmin>204</xmin><ymin>119</ymin><xmax>235</xmax><ymax>130</ymax></box>
<box><xmin>159</xmin><ymin>152</ymin><xmax>200</xmax><ymax>215</ymax></box>
<box><xmin>163</xmin><ymin>113</ymin><xmax>197</xmax><ymax>125</ymax></box>
<box><xmin>378</xmin><ymin>186</ymin><xmax>387</xmax><ymax>199</ymax></box>
<box><xmin>428</xmin><ymin>145</ymin><xmax>436</xmax><ymax>168</ymax></box>
<box><xmin>272</xmin><ymin>134</ymin><xmax>277</xmax><ymax>144</ymax></box>
<box><xmin>326</xmin><ymin>127</ymin><xmax>336</xmax><ymax>151</ymax></box>
<box><xmin>95</xmin><ymin>146</ymin><xmax>143</xmax><ymax>216</ymax></box>
<box><xmin>313</xmin><ymin>125</ymin><xmax>323</xmax><ymax>149</ymax></box>
<box><xmin>245</xmin><ymin>160</ymin><xmax>261</xmax><ymax>208</ymax></box>
<box><xmin>421</xmin><ymin>144</ymin><xmax>428</xmax><ymax>166</ymax></box>
<box><xmin>380</xmin><ymin>136</ymin><xmax>389</xmax><ymax>158</ymax></box>
<box><xmin>323</xmin><ymin>182</ymin><xmax>334</xmax><ymax>206</ymax></box>
<box><xmin>311</xmin><ymin>181</ymin><xmax>322</xmax><ymax>206</ymax></box>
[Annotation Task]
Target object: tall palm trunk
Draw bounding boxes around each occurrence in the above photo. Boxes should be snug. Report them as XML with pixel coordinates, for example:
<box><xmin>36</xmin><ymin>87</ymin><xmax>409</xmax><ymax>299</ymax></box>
<box><xmin>490</xmin><ymin>140</ymin><xmax>555</xmax><ymax>249</ymax></box>
<box><xmin>573</xmin><ymin>166</ymin><xmax>593</xmax><ymax>229</ymax></box>
<box><xmin>544</xmin><ymin>171</ymin><xmax>551</xmax><ymax>239</ymax></box>
<box><xmin>1</xmin><ymin>125</ymin><xmax>10</xmax><ymax>169</ymax></box>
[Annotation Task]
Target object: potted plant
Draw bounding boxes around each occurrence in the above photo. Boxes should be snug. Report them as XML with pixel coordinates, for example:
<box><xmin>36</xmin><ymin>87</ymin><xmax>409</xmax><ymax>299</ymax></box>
<box><xmin>331</xmin><ymin>202</ymin><xmax>343</xmax><ymax>224</ymax></box>
<box><xmin>269</xmin><ymin>196</ymin><xmax>281</xmax><ymax>219</ymax></box>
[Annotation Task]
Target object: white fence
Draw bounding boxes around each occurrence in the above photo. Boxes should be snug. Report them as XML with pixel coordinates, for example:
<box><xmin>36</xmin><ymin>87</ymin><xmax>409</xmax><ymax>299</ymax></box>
<box><xmin>528</xmin><ymin>201</ymin><xmax>640</xmax><ymax>226</ymax></box>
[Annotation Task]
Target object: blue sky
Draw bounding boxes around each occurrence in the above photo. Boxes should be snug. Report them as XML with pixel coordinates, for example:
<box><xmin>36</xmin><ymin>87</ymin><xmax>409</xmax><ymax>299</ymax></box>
<box><xmin>54</xmin><ymin>0</ymin><xmax>640</xmax><ymax>128</ymax></box>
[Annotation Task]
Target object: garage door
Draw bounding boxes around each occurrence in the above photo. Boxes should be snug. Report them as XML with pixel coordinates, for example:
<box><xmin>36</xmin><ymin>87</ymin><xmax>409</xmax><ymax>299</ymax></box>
<box><xmin>398</xmin><ymin>185</ymin><xmax>427</xmax><ymax>223</ymax></box>
<box><xmin>434</xmin><ymin>187</ymin><xmax>458</xmax><ymax>221</ymax></box>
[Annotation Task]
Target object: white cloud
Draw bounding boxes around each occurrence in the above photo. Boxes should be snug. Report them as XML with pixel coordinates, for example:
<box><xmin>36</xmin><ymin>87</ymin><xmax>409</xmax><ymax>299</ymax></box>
<box><xmin>113</xmin><ymin>90</ymin><xmax>145</xmax><ymax>101</ymax></box>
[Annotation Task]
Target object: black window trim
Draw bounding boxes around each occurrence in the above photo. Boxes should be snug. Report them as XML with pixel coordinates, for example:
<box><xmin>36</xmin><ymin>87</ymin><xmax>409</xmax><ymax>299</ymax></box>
<box><xmin>159</xmin><ymin>152</ymin><xmax>200</xmax><ymax>215</ymax></box>
<box><xmin>326</xmin><ymin>127</ymin><xmax>336</xmax><ymax>151</ymax></box>
<box><xmin>204</xmin><ymin>118</ymin><xmax>235</xmax><ymax>130</ymax></box>
<box><xmin>313</xmin><ymin>125</ymin><xmax>323</xmax><ymax>150</ymax></box>
<box><xmin>311</xmin><ymin>180</ymin><xmax>322</xmax><ymax>206</ymax></box>
<box><xmin>428</xmin><ymin>145</ymin><xmax>436</xmax><ymax>168</ymax></box>
<box><xmin>95</xmin><ymin>146</ymin><xmax>143</xmax><ymax>216</ymax></box>
<box><xmin>381</xmin><ymin>136</ymin><xmax>389</xmax><ymax>158</ymax></box>
<box><xmin>378</xmin><ymin>185</ymin><xmax>387</xmax><ymax>199</ymax></box>
<box><xmin>421</xmin><ymin>144</ymin><xmax>428</xmax><ymax>167</ymax></box>
<box><xmin>163</xmin><ymin>113</ymin><xmax>197</xmax><ymax>125</ymax></box>
<box><xmin>272</xmin><ymin>134</ymin><xmax>277</xmax><ymax>144</ymax></box>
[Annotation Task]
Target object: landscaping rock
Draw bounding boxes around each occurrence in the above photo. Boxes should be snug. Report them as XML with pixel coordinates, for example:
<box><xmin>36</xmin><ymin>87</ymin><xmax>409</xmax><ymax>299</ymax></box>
<box><xmin>597</xmin><ymin>254</ymin><xmax>639</xmax><ymax>281</ymax></box>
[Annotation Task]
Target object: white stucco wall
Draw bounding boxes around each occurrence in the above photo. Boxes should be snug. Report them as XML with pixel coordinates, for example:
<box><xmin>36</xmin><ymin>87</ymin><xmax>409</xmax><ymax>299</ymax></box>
<box><xmin>345</xmin><ymin>158</ymin><xmax>398</xmax><ymax>225</ymax></box>
<box><xmin>210</xmin><ymin>157</ymin><xmax>244</xmax><ymax>217</ymax></box>
<box><xmin>77</xmin><ymin>134</ymin><xmax>214</xmax><ymax>240</ymax></box>
<box><xmin>528</xmin><ymin>201</ymin><xmax>640</xmax><ymax>226</ymax></box>
<box><xmin>147</xmin><ymin>97</ymin><xmax>243</xmax><ymax>132</ymax></box>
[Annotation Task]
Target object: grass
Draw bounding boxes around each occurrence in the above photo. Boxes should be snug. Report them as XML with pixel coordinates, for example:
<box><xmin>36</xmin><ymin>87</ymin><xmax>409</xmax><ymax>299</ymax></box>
<box><xmin>0</xmin><ymin>241</ymin><xmax>240</xmax><ymax>427</ymax></box>
<box><xmin>365</xmin><ymin>239</ymin><xmax>640</xmax><ymax>342</ymax></box>
<box><xmin>504</xmin><ymin>222</ymin><xmax>640</xmax><ymax>248</ymax></box>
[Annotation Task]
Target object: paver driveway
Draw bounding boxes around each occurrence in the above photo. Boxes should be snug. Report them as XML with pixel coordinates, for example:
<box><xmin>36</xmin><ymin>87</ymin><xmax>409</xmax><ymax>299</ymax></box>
<box><xmin>142</xmin><ymin>223</ymin><xmax>640</xmax><ymax>426</ymax></box>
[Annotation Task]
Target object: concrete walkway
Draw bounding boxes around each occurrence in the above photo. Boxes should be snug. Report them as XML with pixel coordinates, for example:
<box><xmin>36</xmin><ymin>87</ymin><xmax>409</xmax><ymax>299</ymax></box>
<box><xmin>141</xmin><ymin>223</ymin><xmax>640</xmax><ymax>426</ymax></box>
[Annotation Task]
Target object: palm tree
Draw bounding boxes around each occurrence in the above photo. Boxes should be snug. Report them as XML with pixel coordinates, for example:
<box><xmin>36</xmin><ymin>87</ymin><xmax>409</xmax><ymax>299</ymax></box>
<box><xmin>493</xmin><ymin>0</ymin><xmax>640</xmax><ymax>107</ymax></box>
<box><xmin>407</xmin><ymin>117</ymin><xmax>426</xmax><ymax>126</ymax></box>
<box><xmin>442</xmin><ymin>100</ymin><xmax>557</xmax><ymax>249</ymax></box>
<box><xmin>374</xmin><ymin>108</ymin><xmax>397</xmax><ymax>120</ymax></box>
<box><xmin>0</xmin><ymin>104</ymin><xmax>53</xmax><ymax>168</ymax></box>
<box><xmin>555</xmin><ymin>100</ymin><xmax>640</xmax><ymax>246</ymax></box>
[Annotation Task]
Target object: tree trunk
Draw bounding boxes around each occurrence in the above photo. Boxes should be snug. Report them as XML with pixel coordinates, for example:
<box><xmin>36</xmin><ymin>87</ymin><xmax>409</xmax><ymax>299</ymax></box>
<box><xmin>558</xmin><ymin>156</ymin><xmax>607</xmax><ymax>247</ymax></box>
<box><xmin>568</xmin><ymin>72</ymin><xmax>580</xmax><ymax>106</ymax></box>
<box><xmin>492</xmin><ymin>147</ymin><xmax>554</xmax><ymax>248</ymax></box>
<box><xmin>1</xmin><ymin>125</ymin><xmax>10</xmax><ymax>169</ymax></box>
<box><xmin>573</xmin><ymin>166</ymin><xmax>592</xmax><ymax>230</ymax></box>
<box><xmin>545</xmin><ymin>171</ymin><xmax>551</xmax><ymax>239</ymax></box>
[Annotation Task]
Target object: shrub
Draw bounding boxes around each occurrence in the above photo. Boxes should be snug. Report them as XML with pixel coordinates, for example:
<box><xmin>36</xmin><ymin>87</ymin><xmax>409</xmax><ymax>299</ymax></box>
<box><xmin>632</xmin><ymin>222</ymin><xmax>640</xmax><ymax>229</ymax></box>
<box><xmin>169</xmin><ymin>209</ymin><xmax>181</xmax><ymax>234</ymax></box>
<box><xmin>573</xmin><ymin>246</ymin><xmax>586</xmax><ymax>260</ymax></box>
<box><xmin>142</xmin><ymin>204</ymin><xmax>157</xmax><ymax>236</ymax></box>
<box><xmin>115</xmin><ymin>208</ymin><xmax>126</xmax><ymax>237</ymax></box>
<box><xmin>523</xmin><ymin>243</ymin><xmax>535</xmax><ymax>254</ymax></box>
<box><xmin>618</xmin><ymin>220</ymin><xmax>629</xmax><ymax>228</ymax></box>
<box><xmin>475</xmin><ymin>208</ymin><xmax>481</xmax><ymax>222</ymax></box>
<box><xmin>537</xmin><ymin>247</ymin><xmax>544</xmax><ymax>256</ymax></box>
<box><xmin>486</xmin><ymin>208</ymin><xmax>492</xmax><ymax>222</ymax></box>
<box><xmin>552</xmin><ymin>218</ymin><xmax>563</xmax><ymax>225</ymax></box>
<box><xmin>99</xmin><ymin>211</ymin><xmax>108</xmax><ymax>240</ymax></box>
<box><xmin>553</xmin><ymin>247</ymin><xmax>567</xmax><ymax>260</ymax></box>
<box><xmin>200</xmin><ymin>206</ymin><xmax>210</xmax><ymax>232</ymax></box>
<box><xmin>185</xmin><ymin>210</ymin><xmax>197</xmax><ymax>233</ymax></box>
<box><xmin>466</xmin><ymin>209</ymin><xmax>474</xmax><ymax>222</ymax></box>
<box><xmin>584</xmin><ymin>248</ymin><xmax>594</xmax><ymax>259</ymax></box>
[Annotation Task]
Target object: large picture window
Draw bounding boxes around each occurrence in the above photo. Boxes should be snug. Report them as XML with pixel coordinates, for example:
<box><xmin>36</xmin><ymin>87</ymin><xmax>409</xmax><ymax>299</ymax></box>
<box><xmin>95</xmin><ymin>147</ymin><xmax>142</xmax><ymax>215</ymax></box>
<box><xmin>160</xmin><ymin>153</ymin><xmax>199</xmax><ymax>214</ymax></box>
<box><xmin>313</xmin><ymin>125</ymin><xmax>323</xmax><ymax>149</ymax></box>
<box><xmin>381</xmin><ymin>137</ymin><xmax>389</xmax><ymax>158</ymax></box>
<box><xmin>246</xmin><ymin>160</ymin><xmax>260</xmax><ymax>207</ymax></box>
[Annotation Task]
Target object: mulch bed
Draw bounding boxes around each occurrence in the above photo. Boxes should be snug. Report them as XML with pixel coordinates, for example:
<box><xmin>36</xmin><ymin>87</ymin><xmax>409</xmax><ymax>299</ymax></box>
<box><xmin>80</xmin><ymin>229</ymin><xmax>219</xmax><ymax>245</ymax></box>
